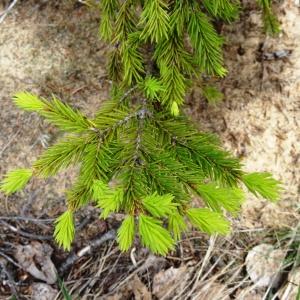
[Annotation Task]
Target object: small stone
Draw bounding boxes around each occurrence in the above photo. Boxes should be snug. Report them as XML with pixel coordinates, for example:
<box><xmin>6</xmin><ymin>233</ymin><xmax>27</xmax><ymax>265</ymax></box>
<box><xmin>245</xmin><ymin>244</ymin><xmax>285</xmax><ymax>287</ymax></box>
<box><xmin>31</xmin><ymin>283</ymin><xmax>58</xmax><ymax>300</ymax></box>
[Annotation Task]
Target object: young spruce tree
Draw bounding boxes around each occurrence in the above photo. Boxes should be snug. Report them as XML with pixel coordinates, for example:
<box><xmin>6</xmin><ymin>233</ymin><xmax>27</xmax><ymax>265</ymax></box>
<box><xmin>1</xmin><ymin>0</ymin><xmax>281</xmax><ymax>254</ymax></box>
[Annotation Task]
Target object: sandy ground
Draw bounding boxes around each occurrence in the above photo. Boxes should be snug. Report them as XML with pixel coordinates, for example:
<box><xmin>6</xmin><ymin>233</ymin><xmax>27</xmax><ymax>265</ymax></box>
<box><xmin>0</xmin><ymin>1</ymin><xmax>110</xmax><ymax>216</ymax></box>
<box><xmin>0</xmin><ymin>0</ymin><xmax>299</xmax><ymax>299</ymax></box>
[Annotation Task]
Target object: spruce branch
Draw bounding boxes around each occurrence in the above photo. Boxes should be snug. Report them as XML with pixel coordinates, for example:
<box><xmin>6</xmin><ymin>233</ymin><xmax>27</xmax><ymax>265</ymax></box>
<box><xmin>98</xmin><ymin>0</ymin><xmax>118</xmax><ymax>41</ymax></box>
<box><xmin>154</xmin><ymin>33</ymin><xmax>194</xmax><ymax>111</ymax></box>
<box><xmin>197</xmin><ymin>183</ymin><xmax>245</xmax><ymax>215</ymax></box>
<box><xmin>13</xmin><ymin>92</ymin><xmax>93</xmax><ymax>132</ymax></box>
<box><xmin>33</xmin><ymin>136</ymin><xmax>88</xmax><ymax>177</ymax></box>
<box><xmin>155</xmin><ymin>117</ymin><xmax>243</xmax><ymax>186</ymax></box>
<box><xmin>257</xmin><ymin>0</ymin><xmax>280</xmax><ymax>35</ymax></box>
<box><xmin>66</xmin><ymin>181</ymin><xmax>92</xmax><ymax>211</ymax></box>
<box><xmin>242</xmin><ymin>172</ymin><xmax>282</xmax><ymax>201</ymax></box>
<box><xmin>0</xmin><ymin>169</ymin><xmax>32</xmax><ymax>195</ymax></box>
<box><xmin>187</xmin><ymin>208</ymin><xmax>230</xmax><ymax>235</ymax></box>
<box><xmin>188</xmin><ymin>10</ymin><xmax>227</xmax><ymax>77</ymax></box>
<box><xmin>121</xmin><ymin>35</ymin><xmax>145</xmax><ymax>85</ymax></box>
<box><xmin>139</xmin><ymin>214</ymin><xmax>174</xmax><ymax>255</ymax></box>
<box><xmin>13</xmin><ymin>91</ymin><xmax>45</xmax><ymax>111</ymax></box>
<box><xmin>1</xmin><ymin>0</ymin><xmax>283</xmax><ymax>256</ymax></box>
<box><xmin>54</xmin><ymin>210</ymin><xmax>75</xmax><ymax>251</ymax></box>
<box><xmin>114</xmin><ymin>0</ymin><xmax>137</xmax><ymax>42</ymax></box>
<box><xmin>168</xmin><ymin>212</ymin><xmax>187</xmax><ymax>241</ymax></box>
<box><xmin>139</xmin><ymin>0</ymin><xmax>170</xmax><ymax>43</ymax></box>
<box><xmin>203</xmin><ymin>0</ymin><xmax>240</xmax><ymax>22</ymax></box>
<box><xmin>142</xmin><ymin>192</ymin><xmax>176</xmax><ymax>218</ymax></box>
<box><xmin>117</xmin><ymin>215</ymin><xmax>135</xmax><ymax>251</ymax></box>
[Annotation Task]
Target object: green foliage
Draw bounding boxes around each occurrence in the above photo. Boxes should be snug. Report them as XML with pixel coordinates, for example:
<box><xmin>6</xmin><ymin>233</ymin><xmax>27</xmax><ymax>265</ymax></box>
<box><xmin>242</xmin><ymin>172</ymin><xmax>282</xmax><ymax>201</ymax></box>
<box><xmin>142</xmin><ymin>193</ymin><xmax>176</xmax><ymax>218</ymax></box>
<box><xmin>13</xmin><ymin>91</ymin><xmax>45</xmax><ymax>111</ymax></box>
<box><xmin>96</xmin><ymin>0</ymin><xmax>278</xmax><ymax>112</ymax></box>
<box><xmin>121</xmin><ymin>34</ymin><xmax>145</xmax><ymax>85</ymax></box>
<box><xmin>203</xmin><ymin>0</ymin><xmax>239</xmax><ymax>22</ymax></box>
<box><xmin>187</xmin><ymin>208</ymin><xmax>230</xmax><ymax>235</ymax></box>
<box><xmin>117</xmin><ymin>215</ymin><xmax>135</xmax><ymax>251</ymax></box>
<box><xmin>188</xmin><ymin>10</ymin><xmax>227</xmax><ymax>77</ymax></box>
<box><xmin>98</xmin><ymin>0</ymin><xmax>118</xmax><ymax>41</ymax></box>
<box><xmin>197</xmin><ymin>184</ymin><xmax>245</xmax><ymax>215</ymax></box>
<box><xmin>2</xmin><ymin>89</ymin><xmax>282</xmax><ymax>254</ymax></box>
<box><xmin>41</xmin><ymin>96</ymin><xmax>92</xmax><ymax>132</ymax></box>
<box><xmin>154</xmin><ymin>33</ymin><xmax>192</xmax><ymax>111</ymax></box>
<box><xmin>13</xmin><ymin>92</ymin><xmax>93</xmax><ymax>132</ymax></box>
<box><xmin>54</xmin><ymin>210</ymin><xmax>75</xmax><ymax>251</ymax></box>
<box><xmin>93</xmin><ymin>180</ymin><xmax>124</xmax><ymax>219</ymax></box>
<box><xmin>139</xmin><ymin>0</ymin><xmax>169</xmax><ymax>43</ymax></box>
<box><xmin>257</xmin><ymin>0</ymin><xmax>280</xmax><ymax>35</ymax></box>
<box><xmin>33</xmin><ymin>136</ymin><xmax>87</xmax><ymax>177</ymax></box>
<box><xmin>0</xmin><ymin>169</ymin><xmax>32</xmax><ymax>194</ymax></box>
<box><xmin>139</xmin><ymin>214</ymin><xmax>174</xmax><ymax>255</ymax></box>
<box><xmin>57</xmin><ymin>274</ymin><xmax>72</xmax><ymax>300</ymax></box>
<box><xmin>141</xmin><ymin>76</ymin><xmax>164</xmax><ymax>100</ymax></box>
<box><xmin>1</xmin><ymin>0</ymin><xmax>282</xmax><ymax>255</ymax></box>
<box><xmin>168</xmin><ymin>212</ymin><xmax>187</xmax><ymax>241</ymax></box>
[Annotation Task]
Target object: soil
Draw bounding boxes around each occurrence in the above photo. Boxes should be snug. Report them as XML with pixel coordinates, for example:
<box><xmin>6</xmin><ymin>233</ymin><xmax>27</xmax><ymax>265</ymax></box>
<box><xmin>0</xmin><ymin>1</ymin><xmax>299</xmax><ymax>299</ymax></box>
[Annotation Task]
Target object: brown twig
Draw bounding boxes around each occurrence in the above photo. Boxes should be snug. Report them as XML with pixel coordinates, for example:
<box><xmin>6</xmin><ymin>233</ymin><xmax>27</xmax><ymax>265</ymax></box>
<box><xmin>0</xmin><ymin>251</ymin><xmax>23</xmax><ymax>269</ymax></box>
<box><xmin>59</xmin><ymin>229</ymin><xmax>116</xmax><ymax>274</ymax></box>
<box><xmin>0</xmin><ymin>214</ymin><xmax>93</xmax><ymax>241</ymax></box>
<box><xmin>0</xmin><ymin>220</ymin><xmax>53</xmax><ymax>240</ymax></box>
<box><xmin>0</xmin><ymin>216</ymin><xmax>55</xmax><ymax>224</ymax></box>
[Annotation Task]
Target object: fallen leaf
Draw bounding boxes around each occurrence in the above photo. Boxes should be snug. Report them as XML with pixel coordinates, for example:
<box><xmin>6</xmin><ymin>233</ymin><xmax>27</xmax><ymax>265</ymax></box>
<box><xmin>15</xmin><ymin>241</ymin><xmax>57</xmax><ymax>284</ymax></box>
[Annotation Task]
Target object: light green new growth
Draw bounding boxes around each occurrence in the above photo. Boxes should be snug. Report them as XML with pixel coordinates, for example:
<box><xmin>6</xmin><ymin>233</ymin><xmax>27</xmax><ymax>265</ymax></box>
<box><xmin>0</xmin><ymin>0</ymin><xmax>282</xmax><ymax>254</ymax></box>
<box><xmin>187</xmin><ymin>208</ymin><xmax>230</xmax><ymax>235</ymax></box>
<box><xmin>197</xmin><ymin>184</ymin><xmax>245</xmax><ymax>215</ymax></box>
<box><xmin>141</xmin><ymin>76</ymin><xmax>164</xmax><ymax>100</ymax></box>
<box><xmin>139</xmin><ymin>215</ymin><xmax>174</xmax><ymax>255</ymax></box>
<box><xmin>54</xmin><ymin>210</ymin><xmax>75</xmax><ymax>251</ymax></box>
<box><xmin>168</xmin><ymin>212</ymin><xmax>187</xmax><ymax>241</ymax></box>
<box><xmin>0</xmin><ymin>169</ymin><xmax>32</xmax><ymax>195</ymax></box>
<box><xmin>13</xmin><ymin>92</ymin><xmax>45</xmax><ymax>111</ymax></box>
<box><xmin>117</xmin><ymin>215</ymin><xmax>135</xmax><ymax>251</ymax></box>
<box><xmin>13</xmin><ymin>92</ymin><xmax>92</xmax><ymax>132</ymax></box>
<box><xmin>242</xmin><ymin>172</ymin><xmax>282</xmax><ymax>201</ymax></box>
<box><xmin>143</xmin><ymin>193</ymin><xmax>176</xmax><ymax>218</ymax></box>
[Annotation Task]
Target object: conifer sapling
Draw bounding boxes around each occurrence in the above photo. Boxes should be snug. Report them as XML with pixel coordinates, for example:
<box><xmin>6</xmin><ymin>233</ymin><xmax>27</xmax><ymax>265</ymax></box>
<box><xmin>0</xmin><ymin>0</ymin><xmax>281</xmax><ymax>255</ymax></box>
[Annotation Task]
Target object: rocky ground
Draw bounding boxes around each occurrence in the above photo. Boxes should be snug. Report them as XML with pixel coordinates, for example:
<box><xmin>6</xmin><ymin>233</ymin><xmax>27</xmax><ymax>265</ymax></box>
<box><xmin>0</xmin><ymin>1</ymin><xmax>299</xmax><ymax>299</ymax></box>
